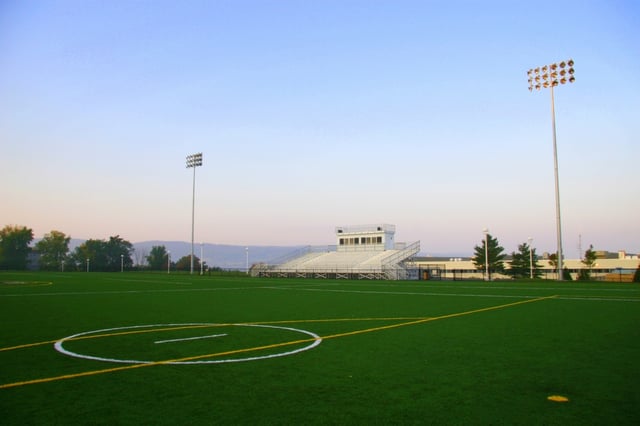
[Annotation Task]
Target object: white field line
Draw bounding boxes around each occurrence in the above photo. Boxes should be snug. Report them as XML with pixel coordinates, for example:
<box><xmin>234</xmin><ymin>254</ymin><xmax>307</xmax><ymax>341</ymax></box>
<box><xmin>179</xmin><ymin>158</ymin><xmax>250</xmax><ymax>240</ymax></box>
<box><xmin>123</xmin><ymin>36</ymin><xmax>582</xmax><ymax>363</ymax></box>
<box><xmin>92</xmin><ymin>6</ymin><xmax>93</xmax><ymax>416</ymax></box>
<box><xmin>0</xmin><ymin>282</ymin><xmax>341</xmax><ymax>298</ymax></box>
<box><xmin>154</xmin><ymin>334</ymin><xmax>227</xmax><ymax>344</ymax></box>
<box><xmin>267</xmin><ymin>287</ymin><xmax>541</xmax><ymax>299</ymax></box>
<box><xmin>288</xmin><ymin>282</ymin><xmax>640</xmax><ymax>294</ymax></box>
<box><xmin>2</xmin><ymin>282</ymin><xmax>638</xmax><ymax>302</ymax></box>
<box><xmin>267</xmin><ymin>286</ymin><xmax>640</xmax><ymax>302</ymax></box>
<box><xmin>0</xmin><ymin>287</ymin><xmax>269</xmax><ymax>297</ymax></box>
<box><xmin>54</xmin><ymin>323</ymin><xmax>322</xmax><ymax>365</ymax></box>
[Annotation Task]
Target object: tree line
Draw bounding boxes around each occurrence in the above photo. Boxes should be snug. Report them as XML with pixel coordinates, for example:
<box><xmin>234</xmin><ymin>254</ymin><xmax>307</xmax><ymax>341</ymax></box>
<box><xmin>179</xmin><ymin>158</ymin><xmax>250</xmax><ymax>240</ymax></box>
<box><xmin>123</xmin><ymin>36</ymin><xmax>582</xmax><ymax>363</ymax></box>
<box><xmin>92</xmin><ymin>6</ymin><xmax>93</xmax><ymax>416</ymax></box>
<box><xmin>0</xmin><ymin>225</ymin><xmax>206</xmax><ymax>272</ymax></box>
<box><xmin>472</xmin><ymin>233</ymin><xmax>616</xmax><ymax>281</ymax></box>
<box><xmin>1</xmin><ymin>224</ymin><xmax>638</xmax><ymax>281</ymax></box>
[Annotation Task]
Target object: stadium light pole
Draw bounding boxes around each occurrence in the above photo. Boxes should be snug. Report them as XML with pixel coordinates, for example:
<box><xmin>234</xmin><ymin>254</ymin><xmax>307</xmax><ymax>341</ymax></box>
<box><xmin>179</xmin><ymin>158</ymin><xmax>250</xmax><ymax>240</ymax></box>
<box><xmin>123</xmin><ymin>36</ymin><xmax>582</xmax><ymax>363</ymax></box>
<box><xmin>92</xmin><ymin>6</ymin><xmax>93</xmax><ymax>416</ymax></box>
<box><xmin>186</xmin><ymin>153</ymin><xmax>203</xmax><ymax>275</ymax></box>
<box><xmin>483</xmin><ymin>228</ymin><xmax>489</xmax><ymax>281</ymax></box>
<box><xmin>527</xmin><ymin>59</ymin><xmax>575</xmax><ymax>281</ymax></box>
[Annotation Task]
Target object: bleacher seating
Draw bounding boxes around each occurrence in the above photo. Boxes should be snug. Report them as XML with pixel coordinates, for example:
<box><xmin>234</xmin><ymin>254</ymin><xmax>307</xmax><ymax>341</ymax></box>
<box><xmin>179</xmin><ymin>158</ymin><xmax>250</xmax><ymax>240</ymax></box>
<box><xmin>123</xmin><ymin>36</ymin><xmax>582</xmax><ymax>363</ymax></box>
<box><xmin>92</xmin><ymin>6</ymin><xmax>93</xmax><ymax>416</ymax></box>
<box><xmin>253</xmin><ymin>224</ymin><xmax>420</xmax><ymax>280</ymax></box>
<box><xmin>260</xmin><ymin>246</ymin><xmax>418</xmax><ymax>279</ymax></box>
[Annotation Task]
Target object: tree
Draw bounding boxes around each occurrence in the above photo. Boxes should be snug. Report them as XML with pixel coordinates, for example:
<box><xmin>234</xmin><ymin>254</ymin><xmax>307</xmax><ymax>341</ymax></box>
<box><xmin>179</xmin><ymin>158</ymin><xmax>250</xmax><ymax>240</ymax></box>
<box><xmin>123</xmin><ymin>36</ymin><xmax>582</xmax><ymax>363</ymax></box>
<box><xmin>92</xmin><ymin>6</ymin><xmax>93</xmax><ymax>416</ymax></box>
<box><xmin>0</xmin><ymin>225</ymin><xmax>34</xmax><ymax>270</ymax></box>
<box><xmin>507</xmin><ymin>242</ymin><xmax>542</xmax><ymax>279</ymax></box>
<box><xmin>175</xmin><ymin>255</ymin><xmax>205</xmax><ymax>272</ymax></box>
<box><xmin>473</xmin><ymin>233</ymin><xmax>506</xmax><ymax>280</ymax></box>
<box><xmin>35</xmin><ymin>230</ymin><xmax>71</xmax><ymax>271</ymax></box>
<box><xmin>106</xmin><ymin>235</ymin><xmax>134</xmax><ymax>271</ymax></box>
<box><xmin>634</xmin><ymin>266</ymin><xmax>640</xmax><ymax>283</ymax></box>
<box><xmin>582</xmin><ymin>245</ymin><xmax>597</xmax><ymax>269</ymax></box>
<box><xmin>70</xmin><ymin>235</ymin><xmax>134</xmax><ymax>272</ymax></box>
<box><xmin>578</xmin><ymin>244</ymin><xmax>597</xmax><ymax>281</ymax></box>
<box><xmin>70</xmin><ymin>239</ymin><xmax>106</xmax><ymax>271</ymax></box>
<box><xmin>146</xmin><ymin>245</ymin><xmax>168</xmax><ymax>271</ymax></box>
<box><xmin>547</xmin><ymin>252</ymin><xmax>572</xmax><ymax>280</ymax></box>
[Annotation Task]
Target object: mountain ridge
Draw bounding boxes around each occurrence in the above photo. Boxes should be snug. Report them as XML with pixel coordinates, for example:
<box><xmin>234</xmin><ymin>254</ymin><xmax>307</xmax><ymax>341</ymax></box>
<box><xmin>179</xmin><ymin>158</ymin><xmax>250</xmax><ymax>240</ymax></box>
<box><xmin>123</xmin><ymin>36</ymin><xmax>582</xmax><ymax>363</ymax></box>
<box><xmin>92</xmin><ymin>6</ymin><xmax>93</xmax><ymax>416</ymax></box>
<box><xmin>132</xmin><ymin>241</ymin><xmax>304</xmax><ymax>270</ymax></box>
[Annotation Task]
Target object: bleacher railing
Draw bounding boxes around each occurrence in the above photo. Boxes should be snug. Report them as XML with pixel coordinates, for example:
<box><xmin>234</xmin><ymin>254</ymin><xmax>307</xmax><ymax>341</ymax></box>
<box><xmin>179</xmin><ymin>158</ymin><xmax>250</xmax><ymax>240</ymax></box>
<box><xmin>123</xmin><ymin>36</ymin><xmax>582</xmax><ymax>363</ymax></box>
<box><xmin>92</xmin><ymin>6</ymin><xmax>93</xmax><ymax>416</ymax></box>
<box><xmin>382</xmin><ymin>241</ymin><xmax>420</xmax><ymax>267</ymax></box>
<box><xmin>382</xmin><ymin>241</ymin><xmax>421</xmax><ymax>280</ymax></box>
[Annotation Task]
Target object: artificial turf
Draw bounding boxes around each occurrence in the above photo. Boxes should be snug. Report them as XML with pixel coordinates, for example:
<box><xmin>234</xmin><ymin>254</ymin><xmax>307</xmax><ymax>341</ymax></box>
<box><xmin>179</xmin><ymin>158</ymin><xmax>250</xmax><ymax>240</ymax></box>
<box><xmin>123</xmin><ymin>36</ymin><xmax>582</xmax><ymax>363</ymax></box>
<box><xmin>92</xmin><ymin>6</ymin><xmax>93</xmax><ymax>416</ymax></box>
<box><xmin>1</xmin><ymin>272</ymin><xmax>639</xmax><ymax>425</ymax></box>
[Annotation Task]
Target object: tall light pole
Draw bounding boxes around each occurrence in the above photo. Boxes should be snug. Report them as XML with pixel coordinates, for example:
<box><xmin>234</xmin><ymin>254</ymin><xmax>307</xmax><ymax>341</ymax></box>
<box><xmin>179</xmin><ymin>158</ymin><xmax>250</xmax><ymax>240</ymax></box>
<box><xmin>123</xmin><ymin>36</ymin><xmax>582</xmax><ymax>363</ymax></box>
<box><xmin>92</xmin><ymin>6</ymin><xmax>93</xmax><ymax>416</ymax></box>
<box><xmin>245</xmin><ymin>246</ymin><xmax>249</xmax><ymax>274</ymax></box>
<box><xmin>528</xmin><ymin>237</ymin><xmax>534</xmax><ymax>279</ymax></box>
<box><xmin>167</xmin><ymin>251</ymin><xmax>171</xmax><ymax>274</ymax></box>
<box><xmin>121</xmin><ymin>254</ymin><xmax>124</xmax><ymax>272</ymax></box>
<box><xmin>186</xmin><ymin>152</ymin><xmax>203</xmax><ymax>275</ymax></box>
<box><xmin>527</xmin><ymin>59</ymin><xmax>575</xmax><ymax>281</ymax></box>
<box><xmin>483</xmin><ymin>228</ymin><xmax>489</xmax><ymax>281</ymax></box>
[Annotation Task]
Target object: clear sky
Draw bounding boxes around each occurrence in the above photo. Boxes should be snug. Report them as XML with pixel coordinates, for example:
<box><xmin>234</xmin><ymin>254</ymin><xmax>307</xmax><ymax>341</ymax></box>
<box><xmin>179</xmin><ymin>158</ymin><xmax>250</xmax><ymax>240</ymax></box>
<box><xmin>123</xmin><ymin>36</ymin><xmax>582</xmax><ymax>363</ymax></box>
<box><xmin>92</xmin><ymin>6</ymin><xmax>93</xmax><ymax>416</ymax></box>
<box><xmin>1</xmin><ymin>0</ymin><xmax>639</xmax><ymax>256</ymax></box>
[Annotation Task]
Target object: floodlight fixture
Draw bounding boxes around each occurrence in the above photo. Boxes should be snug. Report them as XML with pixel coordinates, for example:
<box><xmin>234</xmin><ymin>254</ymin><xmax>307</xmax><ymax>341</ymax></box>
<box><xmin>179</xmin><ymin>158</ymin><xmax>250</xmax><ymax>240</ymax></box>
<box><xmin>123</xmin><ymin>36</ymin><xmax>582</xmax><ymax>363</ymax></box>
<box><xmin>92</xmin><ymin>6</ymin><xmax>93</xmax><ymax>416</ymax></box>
<box><xmin>528</xmin><ymin>58</ymin><xmax>575</xmax><ymax>92</ymax></box>
<box><xmin>527</xmin><ymin>59</ymin><xmax>575</xmax><ymax>281</ymax></box>
<box><xmin>186</xmin><ymin>152</ymin><xmax>203</xmax><ymax>275</ymax></box>
<box><xmin>186</xmin><ymin>152</ymin><xmax>203</xmax><ymax>168</ymax></box>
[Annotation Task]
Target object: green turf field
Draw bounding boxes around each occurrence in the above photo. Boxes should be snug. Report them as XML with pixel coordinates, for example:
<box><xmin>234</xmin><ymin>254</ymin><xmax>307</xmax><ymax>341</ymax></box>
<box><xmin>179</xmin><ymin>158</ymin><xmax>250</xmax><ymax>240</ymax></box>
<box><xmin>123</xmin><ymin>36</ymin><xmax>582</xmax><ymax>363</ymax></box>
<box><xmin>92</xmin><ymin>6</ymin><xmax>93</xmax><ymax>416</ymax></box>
<box><xmin>1</xmin><ymin>272</ymin><xmax>639</xmax><ymax>425</ymax></box>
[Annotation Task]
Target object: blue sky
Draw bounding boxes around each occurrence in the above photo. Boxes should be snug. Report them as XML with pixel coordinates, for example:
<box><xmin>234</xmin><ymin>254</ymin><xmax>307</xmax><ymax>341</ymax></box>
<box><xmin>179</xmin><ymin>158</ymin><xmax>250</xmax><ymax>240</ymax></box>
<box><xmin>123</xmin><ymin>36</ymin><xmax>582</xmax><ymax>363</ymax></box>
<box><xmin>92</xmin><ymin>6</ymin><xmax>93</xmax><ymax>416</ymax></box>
<box><xmin>1</xmin><ymin>0</ymin><xmax>639</xmax><ymax>256</ymax></box>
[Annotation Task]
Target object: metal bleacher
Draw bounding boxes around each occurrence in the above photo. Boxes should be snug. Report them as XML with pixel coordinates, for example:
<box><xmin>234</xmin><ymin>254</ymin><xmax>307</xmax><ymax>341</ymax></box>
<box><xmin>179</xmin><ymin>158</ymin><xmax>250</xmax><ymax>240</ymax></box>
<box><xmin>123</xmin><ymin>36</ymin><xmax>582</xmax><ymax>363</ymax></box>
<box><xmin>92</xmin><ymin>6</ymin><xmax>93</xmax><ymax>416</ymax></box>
<box><xmin>254</xmin><ymin>233</ymin><xmax>420</xmax><ymax>280</ymax></box>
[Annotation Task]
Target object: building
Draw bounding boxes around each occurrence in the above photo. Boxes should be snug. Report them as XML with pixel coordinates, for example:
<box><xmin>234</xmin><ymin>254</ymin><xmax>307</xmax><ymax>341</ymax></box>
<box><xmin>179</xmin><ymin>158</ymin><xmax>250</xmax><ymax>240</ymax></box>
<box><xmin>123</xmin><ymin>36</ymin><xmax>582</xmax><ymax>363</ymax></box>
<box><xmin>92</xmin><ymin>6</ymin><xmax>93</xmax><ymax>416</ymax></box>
<box><xmin>412</xmin><ymin>250</ymin><xmax>640</xmax><ymax>281</ymax></box>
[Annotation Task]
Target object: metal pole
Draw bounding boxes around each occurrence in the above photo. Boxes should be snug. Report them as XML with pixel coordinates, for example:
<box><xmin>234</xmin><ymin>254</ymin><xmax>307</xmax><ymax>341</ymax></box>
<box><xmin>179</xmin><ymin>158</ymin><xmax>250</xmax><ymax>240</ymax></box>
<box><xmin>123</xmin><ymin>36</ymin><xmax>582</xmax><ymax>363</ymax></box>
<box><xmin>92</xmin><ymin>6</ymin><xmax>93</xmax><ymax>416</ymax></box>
<box><xmin>191</xmin><ymin>164</ymin><xmax>196</xmax><ymax>275</ymax></box>
<box><xmin>121</xmin><ymin>254</ymin><xmax>124</xmax><ymax>272</ymax></box>
<box><xmin>167</xmin><ymin>252</ymin><xmax>170</xmax><ymax>274</ymax></box>
<box><xmin>528</xmin><ymin>60</ymin><xmax>573</xmax><ymax>282</ymax></box>
<box><xmin>550</xmin><ymin>84</ymin><xmax>564</xmax><ymax>281</ymax></box>
<box><xmin>200</xmin><ymin>242</ymin><xmax>204</xmax><ymax>275</ymax></box>
<box><xmin>186</xmin><ymin>153</ymin><xmax>203</xmax><ymax>275</ymax></box>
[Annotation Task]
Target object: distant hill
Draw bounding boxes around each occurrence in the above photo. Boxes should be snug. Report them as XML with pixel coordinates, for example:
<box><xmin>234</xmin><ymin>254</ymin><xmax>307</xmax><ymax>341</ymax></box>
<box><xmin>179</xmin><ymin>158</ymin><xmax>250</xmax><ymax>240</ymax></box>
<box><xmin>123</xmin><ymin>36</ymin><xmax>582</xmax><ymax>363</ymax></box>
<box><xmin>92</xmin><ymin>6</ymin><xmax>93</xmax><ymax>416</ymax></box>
<box><xmin>45</xmin><ymin>239</ymin><xmax>448</xmax><ymax>270</ymax></box>
<box><xmin>40</xmin><ymin>238</ymin><xmax>302</xmax><ymax>270</ymax></box>
<box><xmin>133</xmin><ymin>241</ymin><xmax>302</xmax><ymax>270</ymax></box>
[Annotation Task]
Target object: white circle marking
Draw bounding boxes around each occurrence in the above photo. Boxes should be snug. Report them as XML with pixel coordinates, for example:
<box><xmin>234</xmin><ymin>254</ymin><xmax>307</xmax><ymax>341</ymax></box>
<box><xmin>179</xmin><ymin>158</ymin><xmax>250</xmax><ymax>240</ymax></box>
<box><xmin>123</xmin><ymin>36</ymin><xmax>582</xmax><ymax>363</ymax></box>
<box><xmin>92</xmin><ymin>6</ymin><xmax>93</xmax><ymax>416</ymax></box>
<box><xmin>54</xmin><ymin>323</ymin><xmax>322</xmax><ymax>364</ymax></box>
